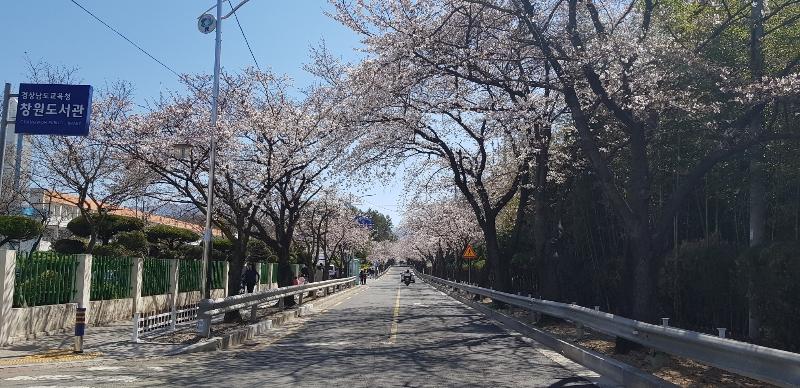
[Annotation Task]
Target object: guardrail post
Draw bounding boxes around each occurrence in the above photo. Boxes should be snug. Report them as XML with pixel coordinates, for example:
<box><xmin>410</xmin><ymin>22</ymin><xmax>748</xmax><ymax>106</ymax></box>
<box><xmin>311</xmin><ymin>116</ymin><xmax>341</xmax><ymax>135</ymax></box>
<box><xmin>0</xmin><ymin>250</ymin><xmax>16</xmax><ymax>346</ymax></box>
<box><xmin>717</xmin><ymin>328</ymin><xmax>727</xmax><ymax>338</ymax></box>
<box><xmin>132</xmin><ymin>312</ymin><xmax>140</xmax><ymax>343</ymax></box>
<box><xmin>168</xmin><ymin>259</ymin><xmax>179</xmax><ymax>330</ymax></box>
<box><xmin>130</xmin><ymin>257</ymin><xmax>143</xmax><ymax>316</ymax></box>
<box><xmin>222</xmin><ymin>261</ymin><xmax>230</xmax><ymax>296</ymax></box>
<box><xmin>254</xmin><ymin>262</ymin><xmax>262</xmax><ymax>292</ymax></box>
<box><xmin>197</xmin><ymin>299</ymin><xmax>212</xmax><ymax>338</ymax></box>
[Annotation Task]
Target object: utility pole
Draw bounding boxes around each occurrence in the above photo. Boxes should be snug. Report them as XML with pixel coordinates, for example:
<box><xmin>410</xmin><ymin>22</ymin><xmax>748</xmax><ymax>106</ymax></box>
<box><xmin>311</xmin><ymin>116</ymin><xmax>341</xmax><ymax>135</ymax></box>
<box><xmin>198</xmin><ymin>0</ymin><xmax>251</xmax><ymax>300</ymax></box>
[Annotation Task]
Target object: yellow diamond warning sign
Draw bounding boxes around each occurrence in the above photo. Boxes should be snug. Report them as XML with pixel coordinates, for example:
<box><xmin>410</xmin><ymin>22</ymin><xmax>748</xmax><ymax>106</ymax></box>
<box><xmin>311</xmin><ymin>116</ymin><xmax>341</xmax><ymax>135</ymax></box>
<box><xmin>462</xmin><ymin>244</ymin><xmax>477</xmax><ymax>260</ymax></box>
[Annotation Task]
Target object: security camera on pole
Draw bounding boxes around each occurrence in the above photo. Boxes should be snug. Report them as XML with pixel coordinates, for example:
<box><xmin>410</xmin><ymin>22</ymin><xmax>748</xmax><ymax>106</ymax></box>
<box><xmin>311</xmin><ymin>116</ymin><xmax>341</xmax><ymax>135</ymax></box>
<box><xmin>195</xmin><ymin>0</ymin><xmax>251</xmax><ymax>337</ymax></box>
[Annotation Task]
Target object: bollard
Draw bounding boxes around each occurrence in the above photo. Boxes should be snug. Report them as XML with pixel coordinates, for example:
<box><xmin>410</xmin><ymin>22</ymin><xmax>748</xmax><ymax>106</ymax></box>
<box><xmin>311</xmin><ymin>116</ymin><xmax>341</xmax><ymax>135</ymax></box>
<box><xmin>717</xmin><ymin>328</ymin><xmax>727</xmax><ymax>338</ymax></box>
<box><xmin>661</xmin><ymin>318</ymin><xmax>670</xmax><ymax>328</ymax></box>
<box><xmin>576</xmin><ymin>322</ymin><xmax>584</xmax><ymax>338</ymax></box>
<box><xmin>594</xmin><ymin>306</ymin><xmax>600</xmax><ymax>311</ymax></box>
<box><xmin>74</xmin><ymin>307</ymin><xmax>86</xmax><ymax>353</ymax></box>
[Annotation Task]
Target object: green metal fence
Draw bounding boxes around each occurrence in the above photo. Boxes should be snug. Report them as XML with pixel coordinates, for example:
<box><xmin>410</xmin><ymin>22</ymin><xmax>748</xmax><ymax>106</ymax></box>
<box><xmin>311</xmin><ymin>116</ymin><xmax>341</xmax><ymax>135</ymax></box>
<box><xmin>210</xmin><ymin>260</ymin><xmax>226</xmax><ymax>289</ymax></box>
<box><xmin>271</xmin><ymin>263</ymin><xmax>278</xmax><ymax>283</ymax></box>
<box><xmin>179</xmin><ymin>260</ymin><xmax>202</xmax><ymax>292</ymax></box>
<box><xmin>260</xmin><ymin>262</ymin><xmax>268</xmax><ymax>284</ymax></box>
<box><xmin>142</xmin><ymin>258</ymin><xmax>171</xmax><ymax>296</ymax></box>
<box><xmin>90</xmin><ymin>256</ymin><xmax>133</xmax><ymax>301</ymax></box>
<box><xmin>13</xmin><ymin>251</ymin><xmax>78</xmax><ymax>307</ymax></box>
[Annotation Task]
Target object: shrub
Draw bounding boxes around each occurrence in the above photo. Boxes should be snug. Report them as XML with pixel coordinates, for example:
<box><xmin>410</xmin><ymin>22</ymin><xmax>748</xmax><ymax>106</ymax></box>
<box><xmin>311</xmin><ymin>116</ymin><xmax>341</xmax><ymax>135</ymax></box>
<box><xmin>92</xmin><ymin>243</ymin><xmax>130</xmax><ymax>257</ymax></box>
<box><xmin>116</xmin><ymin>230</ymin><xmax>148</xmax><ymax>256</ymax></box>
<box><xmin>145</xmin><ymin>225</ymin><xmax>199</xmax><ymax>249</ymax></box>
<box><xmin>52</xmin><ymin>238</ymin><xmax>87</xmax><ymax>254</ymax></box>
<box><xmin>67</xmin><ymin>213</ymin><xmax>144</xmax><ymax>243</ymax></box>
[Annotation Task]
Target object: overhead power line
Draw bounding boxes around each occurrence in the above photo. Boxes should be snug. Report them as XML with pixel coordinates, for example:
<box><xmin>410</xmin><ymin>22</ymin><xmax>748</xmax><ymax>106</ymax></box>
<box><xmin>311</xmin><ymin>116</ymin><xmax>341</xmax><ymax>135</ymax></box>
<box><xmin>227</xmin><ymin>0</ymin><xmax>261</xmax><ymax>71</ymax></box>
<box><xmin>68</xmin><ymin>0</ymin><xmax>183</xmax><ymax>80</ymax></box>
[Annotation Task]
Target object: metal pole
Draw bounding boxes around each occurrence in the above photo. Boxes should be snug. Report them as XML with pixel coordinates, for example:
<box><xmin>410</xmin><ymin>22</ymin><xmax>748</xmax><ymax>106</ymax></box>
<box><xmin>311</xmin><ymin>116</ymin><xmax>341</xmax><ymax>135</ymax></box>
<box><xmin>0</xmin><ymin>83</ymin><xmax>11</xmax><ymax>200</ymax></box>
<box><xmin>200</xmin><ymin>0</ymin><xmax>223</xmax><ymax>301</ymax></box>
<box><xmin>13</xmin><ymin>133</ymin><xmax>23</xmax><ymax>192</ymax></box>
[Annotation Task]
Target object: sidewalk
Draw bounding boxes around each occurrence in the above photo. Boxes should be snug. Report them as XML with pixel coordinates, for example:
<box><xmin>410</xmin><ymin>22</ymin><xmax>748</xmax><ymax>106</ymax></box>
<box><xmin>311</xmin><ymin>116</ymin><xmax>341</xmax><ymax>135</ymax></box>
<box><xmin>0</xmin><ymin>321</ymin><xmax>186</xmax><ymax>367</ymax></box>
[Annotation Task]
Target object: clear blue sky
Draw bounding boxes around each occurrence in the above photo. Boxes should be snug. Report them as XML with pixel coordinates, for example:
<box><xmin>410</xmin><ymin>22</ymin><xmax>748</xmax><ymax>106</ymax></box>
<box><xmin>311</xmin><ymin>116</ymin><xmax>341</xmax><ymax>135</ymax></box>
<box><xmin>1</xmin><ymin>0</ymin><xmax>404</xmax><ymax>223</ymax></box>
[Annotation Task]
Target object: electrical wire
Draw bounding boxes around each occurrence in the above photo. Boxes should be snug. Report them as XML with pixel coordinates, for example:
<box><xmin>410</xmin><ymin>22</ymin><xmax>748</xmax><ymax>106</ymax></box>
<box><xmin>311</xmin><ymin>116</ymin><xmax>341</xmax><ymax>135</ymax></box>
<box><xmin>68</xmin><ymin>0</ymin><xmax>184</xmax><ymax>80</ymax></box>
<box><xmin>227</xmin><ymin>0</ymin><xmax>261</xmax><ymax>71</ymax></box>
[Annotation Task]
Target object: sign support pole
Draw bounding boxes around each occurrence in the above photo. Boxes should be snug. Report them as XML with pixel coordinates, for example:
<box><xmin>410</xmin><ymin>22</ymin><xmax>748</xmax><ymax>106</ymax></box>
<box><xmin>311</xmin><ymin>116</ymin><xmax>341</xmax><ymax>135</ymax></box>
<box><xmin>0</xmin><ymin>83</ymin><xmax>11</xmax><ymax>200</ymax></box>
<box><xmin>12</xmin><ymin>133</ymin><xmax>23</xmax><ymax>192</ymax></box>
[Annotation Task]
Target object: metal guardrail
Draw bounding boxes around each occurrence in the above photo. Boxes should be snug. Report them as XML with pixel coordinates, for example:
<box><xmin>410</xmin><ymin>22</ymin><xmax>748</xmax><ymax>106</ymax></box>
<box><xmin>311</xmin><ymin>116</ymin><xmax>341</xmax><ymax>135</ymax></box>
<box><xmin>197</xmin><ymin>276</ymin><xmax>358</xmax><ymax>337</ymax></box>
<box><xmin>418</xmin><ymin>272</ymin><xmax>800</xmax><ymax>388</ymax></box>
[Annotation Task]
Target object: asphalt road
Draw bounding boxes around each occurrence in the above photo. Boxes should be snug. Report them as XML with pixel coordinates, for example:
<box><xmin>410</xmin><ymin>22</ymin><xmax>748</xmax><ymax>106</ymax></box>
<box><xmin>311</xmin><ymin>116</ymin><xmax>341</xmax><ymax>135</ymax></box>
<box><xmin>0</xmin><ymin>267</ymin><xmax>600</xmax><ymax>387</ymax></box>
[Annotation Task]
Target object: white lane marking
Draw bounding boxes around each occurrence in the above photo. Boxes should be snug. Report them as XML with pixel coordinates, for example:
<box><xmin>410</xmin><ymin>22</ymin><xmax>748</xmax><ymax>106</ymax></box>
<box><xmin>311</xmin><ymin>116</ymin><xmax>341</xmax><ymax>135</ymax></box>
<box><xmin>147</xmin><ymin>366</ymin><xmax>165</xmax><ymax>371</ymax></box>
<box><xmin>6</xmin><ymin>375</ymin><xmax>73</xmax><ymax>381</ymax></box>
<box><xmin>87</xmin><ymin>366</ymin><xmax>123</xmax><ymax>371</ymax></box>
<box><xmin>6</xmin><ymin>375</ymin><xmax>138</xmax><ymax>383</ymax></box>
<box><xmin>412</xmin><ymin>303</ymin><xmax>429</xmax><ymax>307</ymax></box>
<box><xmin>270</xmin><ymin>341</ymin><xmax>350</xmax><ymax>347</ymax></box>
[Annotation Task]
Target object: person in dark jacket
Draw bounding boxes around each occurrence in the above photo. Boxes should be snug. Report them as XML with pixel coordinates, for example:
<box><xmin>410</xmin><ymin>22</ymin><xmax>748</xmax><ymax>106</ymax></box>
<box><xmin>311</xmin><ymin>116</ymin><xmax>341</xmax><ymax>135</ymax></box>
<box><xmin>242</xmin><ymin>263</ymin><xmax>259</xmax><ymax>293</ymax></box>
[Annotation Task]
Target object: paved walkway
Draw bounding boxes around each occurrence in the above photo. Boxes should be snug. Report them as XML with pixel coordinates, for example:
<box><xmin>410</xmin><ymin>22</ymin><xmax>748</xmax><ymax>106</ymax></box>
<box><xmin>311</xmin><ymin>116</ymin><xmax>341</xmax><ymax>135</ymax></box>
<box><xmin>0</xmin><ymin>321</ymin><xmax>187</xmax><ymax>366</ymax></box>
<box><xmin>0</xmin><ymin>268</ymin><xmax>602</xmax><ymax>387</ymax></box>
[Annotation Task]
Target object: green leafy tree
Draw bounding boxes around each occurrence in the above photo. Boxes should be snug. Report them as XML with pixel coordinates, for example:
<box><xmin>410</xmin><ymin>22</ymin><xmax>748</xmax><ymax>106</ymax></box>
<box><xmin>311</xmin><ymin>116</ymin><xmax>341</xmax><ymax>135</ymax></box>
<box><xmin>362</xmin><ymin>209</ymin><xmax>396</xmax><ymax>242</ymax></box>
<box><xmin>0</xmin><ymin>216</ymin><xmax>43</xmax><ymax>247</ymax></box>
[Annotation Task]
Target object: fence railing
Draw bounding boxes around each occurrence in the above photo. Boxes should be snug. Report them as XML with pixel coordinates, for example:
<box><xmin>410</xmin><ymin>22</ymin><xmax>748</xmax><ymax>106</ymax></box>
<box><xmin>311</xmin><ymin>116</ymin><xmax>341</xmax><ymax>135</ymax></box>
<box><xmin>178</xmin><ymin>260</ymin><xmax>202</xmax><ymax>292</ymax></box>
<box><xmin>418</xmin><ymin>272</ymin><xmax>800</xmax><ymax>388</ymax></box>
<box><xmin>210</xmin><ymin>260</ymin><xmax>226</xmax><ymax>289</ymax></box>
<box><xmin>132</xmin><ymin>303</ymin><xmax>199</xmax><ymax>342</ymax></box>
<box><xmin>197</xmin><ymin>276</ymin><xmax>358</xmax><ymax>337</ymax></box>
<box><xmin>91</xmin><ymin>256</ymin><xmax>133</xmax><ymax>300</ymax></box>
<box><xmin>13</xmin><ymin>251</ymin><xmax>79</xmax><ymax>307</ymax></box>
<box><xmin>142</xmin><ymin>257</ymin><xmax>171</xmax><ymax>296</ymax></box>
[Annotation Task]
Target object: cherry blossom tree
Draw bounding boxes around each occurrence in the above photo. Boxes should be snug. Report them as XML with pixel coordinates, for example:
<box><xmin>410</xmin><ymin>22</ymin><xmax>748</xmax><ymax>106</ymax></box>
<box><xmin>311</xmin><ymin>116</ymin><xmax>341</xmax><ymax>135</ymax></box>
<box><xmin>31</xmin><ymin>81</ymin><xmax>152</xmax><ymax>252</ymax></box>
<box><xmin>458</xmin><ymin>0</ymin><xmax>800</xmax><ymax>322</ymax></box>
<box><xmin>328</xmin><ymin>0</ymin><xmax>562</xmax><ymax>292</ymax></box>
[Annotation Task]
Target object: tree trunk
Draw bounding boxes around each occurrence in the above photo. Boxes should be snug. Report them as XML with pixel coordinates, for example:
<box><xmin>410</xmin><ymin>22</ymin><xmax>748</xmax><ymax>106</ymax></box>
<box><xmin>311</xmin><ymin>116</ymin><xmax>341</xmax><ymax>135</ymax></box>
<box><xmin>223</xmin><ymin>241</ymin><xmax>247</xmax><ymax>322</ymax></box>
<box><xmin>483</xmin><ymin>219</ymin><xmax>508</xmax><ymax>292</ymax></box>
<box><xmin>277</xmin><ymin>243</ymin><xmax>296</xmax><ymax>307</ymax></box>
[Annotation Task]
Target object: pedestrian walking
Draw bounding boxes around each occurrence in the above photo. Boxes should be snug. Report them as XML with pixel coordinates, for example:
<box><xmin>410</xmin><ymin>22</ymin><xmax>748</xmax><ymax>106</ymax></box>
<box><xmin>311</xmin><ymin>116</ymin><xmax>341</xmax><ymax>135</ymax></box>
<box><xmin>359</xmin><ymin>270</ymin><xmax>368</xmax><ymax>285</ymax></box>
<box><xmin>242</xmin><ymin>263</ymin><xmax>259</xmax><ymax>293</ymax></box>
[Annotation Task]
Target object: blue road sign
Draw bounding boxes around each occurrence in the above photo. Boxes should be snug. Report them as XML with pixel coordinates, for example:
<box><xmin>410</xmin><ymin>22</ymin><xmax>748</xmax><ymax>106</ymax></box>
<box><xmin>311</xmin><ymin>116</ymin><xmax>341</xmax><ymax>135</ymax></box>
<box><xmin>15</xmin><ymin>84</ymin><xmax>93</xmax><ymax>136</ymax></box>
<box><xmin>355</xmin><ymin>215</ymin><xmax>374</xmax><ymax>228</ymax></box>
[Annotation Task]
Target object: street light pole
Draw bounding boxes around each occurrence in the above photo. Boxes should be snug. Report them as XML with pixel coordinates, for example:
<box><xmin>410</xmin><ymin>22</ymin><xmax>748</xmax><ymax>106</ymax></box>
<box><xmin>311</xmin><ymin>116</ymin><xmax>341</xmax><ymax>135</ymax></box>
<box><xmin>200</xmin><ymin>0</ymin><xmax>224</xmax><ymax>300</ymax></box>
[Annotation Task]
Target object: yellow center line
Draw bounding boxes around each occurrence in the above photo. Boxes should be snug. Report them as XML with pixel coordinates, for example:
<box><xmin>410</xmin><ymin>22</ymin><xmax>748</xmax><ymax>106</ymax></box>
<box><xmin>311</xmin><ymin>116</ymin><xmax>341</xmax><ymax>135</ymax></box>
<box><xmin>388</xmin><ymin>287</ymin><xmax>401</xmax><ymax>344</ymax></box>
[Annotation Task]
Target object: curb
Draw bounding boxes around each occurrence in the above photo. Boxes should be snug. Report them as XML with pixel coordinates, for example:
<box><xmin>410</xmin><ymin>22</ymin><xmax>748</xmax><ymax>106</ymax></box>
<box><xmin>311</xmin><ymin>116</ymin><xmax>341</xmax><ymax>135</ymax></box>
<box><xmin>426</xmin><ymin>281</ymin><xmax>675</xmax><ymax>388</ymax></box>
<box><xmin>169</xmin><ymin>285</ymin><xmax>360</xmax><ymax>355</ymax></box>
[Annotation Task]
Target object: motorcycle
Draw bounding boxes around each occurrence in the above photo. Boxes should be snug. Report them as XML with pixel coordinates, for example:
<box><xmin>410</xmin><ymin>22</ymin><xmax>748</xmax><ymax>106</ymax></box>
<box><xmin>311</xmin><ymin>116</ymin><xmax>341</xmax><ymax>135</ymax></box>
<box><xmin>401</xmin><ymin>273</ymin><xmax>415</xmax><ymax>286</ymax></box>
